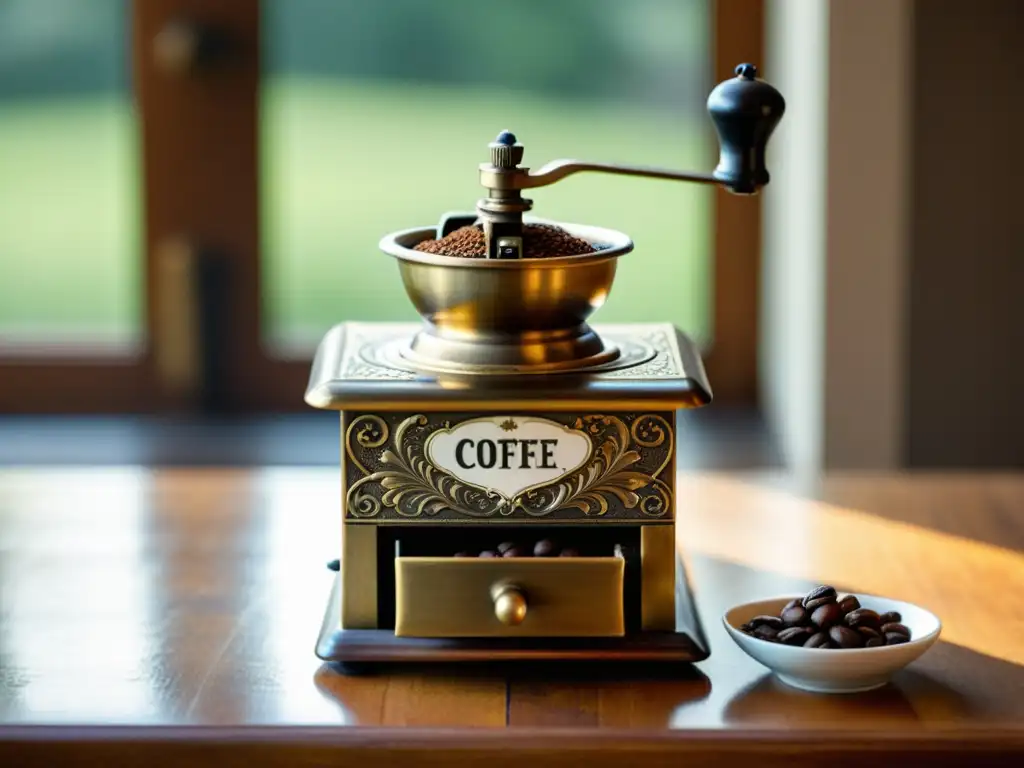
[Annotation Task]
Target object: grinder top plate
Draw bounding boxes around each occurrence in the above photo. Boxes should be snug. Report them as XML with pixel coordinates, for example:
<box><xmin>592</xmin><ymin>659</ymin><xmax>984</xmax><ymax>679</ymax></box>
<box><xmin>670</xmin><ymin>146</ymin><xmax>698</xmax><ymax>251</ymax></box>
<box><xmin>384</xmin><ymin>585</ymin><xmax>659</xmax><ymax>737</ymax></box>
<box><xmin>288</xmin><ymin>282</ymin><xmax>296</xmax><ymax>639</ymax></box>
<box><xmin>304</xmin><ymin>321</ymin><xmax>712</xmax><ymax>411</ymax></box>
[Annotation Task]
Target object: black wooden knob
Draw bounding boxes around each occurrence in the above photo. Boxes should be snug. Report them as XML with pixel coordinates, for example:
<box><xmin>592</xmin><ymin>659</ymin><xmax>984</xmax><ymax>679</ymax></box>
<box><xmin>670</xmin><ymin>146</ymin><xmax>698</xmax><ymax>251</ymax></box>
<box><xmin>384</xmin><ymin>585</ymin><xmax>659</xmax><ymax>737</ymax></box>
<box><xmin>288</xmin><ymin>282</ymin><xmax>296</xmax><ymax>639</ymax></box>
<box><xmin>707</xmin><ymin>63</ymin><xmax>785</xmax><ymax>194</ymax></box>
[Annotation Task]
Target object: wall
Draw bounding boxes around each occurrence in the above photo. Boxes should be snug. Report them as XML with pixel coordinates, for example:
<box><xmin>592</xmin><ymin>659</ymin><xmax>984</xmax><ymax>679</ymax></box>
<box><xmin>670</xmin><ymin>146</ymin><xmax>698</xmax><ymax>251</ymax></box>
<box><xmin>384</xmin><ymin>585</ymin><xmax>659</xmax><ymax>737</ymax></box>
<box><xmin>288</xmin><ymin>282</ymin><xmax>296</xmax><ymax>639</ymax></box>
<box><xmin>907</xmin><ymin>0</ymin><xmax>1024</xmax><ymax>467</ymax></box>
<box><xmin>822</xmin><ymin>0</ymin><xmax>911</xmax><ymax>469</ymax></box>
<box><xmin>763</xmin><ymin>0</ymin><xmax>1023</xmax><ymax>470</ymax></box>
<box><xmin>761</xmin><ymin>0</ymin><xmax>829</xmax><ymax>475</ymax></box>
<box><xmin>762</xmin><ymin>0</ymin><xmax>911</xmax><ymax>473</ymax></box>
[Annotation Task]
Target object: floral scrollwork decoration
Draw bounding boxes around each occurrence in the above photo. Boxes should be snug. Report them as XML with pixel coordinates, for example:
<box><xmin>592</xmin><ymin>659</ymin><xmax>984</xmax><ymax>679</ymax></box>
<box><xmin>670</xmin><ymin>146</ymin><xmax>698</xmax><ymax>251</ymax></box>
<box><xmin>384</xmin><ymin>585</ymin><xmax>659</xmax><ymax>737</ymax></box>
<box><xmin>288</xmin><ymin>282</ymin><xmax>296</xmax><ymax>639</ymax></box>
<box><xmin>630</xmin><ymin>413</ymin><xmax>674</xmax><ymax>478</ymax></box>
<box><xmin>347</xmin><ymin>415</ymin><xmax>502</xmax><ymax>518</ymax></box>
<box><xmin>344</xmin><ymin>415</ymin><xmax>389</xmax><ymax>477</ymax></box>
<box><xmin>514</xmin><ymin>415</ymin><xmax>670</xmax><ymax>518</ymax></box>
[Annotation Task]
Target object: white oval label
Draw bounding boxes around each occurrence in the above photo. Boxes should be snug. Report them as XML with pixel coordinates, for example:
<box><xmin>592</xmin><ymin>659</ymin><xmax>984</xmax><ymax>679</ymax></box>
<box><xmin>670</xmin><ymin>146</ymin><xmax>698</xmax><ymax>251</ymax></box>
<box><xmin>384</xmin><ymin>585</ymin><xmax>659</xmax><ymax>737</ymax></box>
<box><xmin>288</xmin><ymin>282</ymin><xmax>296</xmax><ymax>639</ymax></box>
<box><xmin>426</xmin><ymin>416</ymin><xmax>592</xmax><ymax>500</ymax></box>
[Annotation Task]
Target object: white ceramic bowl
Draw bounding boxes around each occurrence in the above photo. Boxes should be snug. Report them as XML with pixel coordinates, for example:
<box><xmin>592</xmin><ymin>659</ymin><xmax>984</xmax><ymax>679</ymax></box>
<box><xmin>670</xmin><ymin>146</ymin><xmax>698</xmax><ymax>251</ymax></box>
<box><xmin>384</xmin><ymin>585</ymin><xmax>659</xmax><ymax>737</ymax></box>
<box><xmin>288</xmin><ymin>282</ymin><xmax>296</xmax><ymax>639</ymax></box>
<box><xmin>723</xmin><ymin>594</ymin><xmax>942</xmax><ymax>694</ymax></box>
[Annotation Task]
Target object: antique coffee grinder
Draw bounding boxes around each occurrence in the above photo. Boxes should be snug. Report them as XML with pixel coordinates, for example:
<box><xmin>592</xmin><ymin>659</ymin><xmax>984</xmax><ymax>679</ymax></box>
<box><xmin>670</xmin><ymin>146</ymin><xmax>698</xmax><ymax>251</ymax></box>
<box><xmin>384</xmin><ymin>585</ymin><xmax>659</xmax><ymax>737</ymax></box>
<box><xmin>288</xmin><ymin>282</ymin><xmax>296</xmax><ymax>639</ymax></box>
<box><xmin>307</xmin><ymin>64</ymin><xmax>783</xmax><ymax>670</ymax></box>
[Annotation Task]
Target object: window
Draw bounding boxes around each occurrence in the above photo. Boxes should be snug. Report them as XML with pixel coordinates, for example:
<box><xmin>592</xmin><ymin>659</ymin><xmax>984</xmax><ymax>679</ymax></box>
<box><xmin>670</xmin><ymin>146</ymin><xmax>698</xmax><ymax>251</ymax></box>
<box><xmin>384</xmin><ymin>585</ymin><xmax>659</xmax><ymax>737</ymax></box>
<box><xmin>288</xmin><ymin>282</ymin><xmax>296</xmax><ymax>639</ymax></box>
<box><xmin>0</xmin><ymin>0</ymin><xmax>763</xmax><ymax>412</ymax></box>
<box><xmin>262</xmin><ymin>0</ymin><xmax>713</xmax><ymax>354</ymax></box>
<box><xmin>0</xmin><ymin>0</ymin><xmax>148</xmax><ymax>411</ymax></box>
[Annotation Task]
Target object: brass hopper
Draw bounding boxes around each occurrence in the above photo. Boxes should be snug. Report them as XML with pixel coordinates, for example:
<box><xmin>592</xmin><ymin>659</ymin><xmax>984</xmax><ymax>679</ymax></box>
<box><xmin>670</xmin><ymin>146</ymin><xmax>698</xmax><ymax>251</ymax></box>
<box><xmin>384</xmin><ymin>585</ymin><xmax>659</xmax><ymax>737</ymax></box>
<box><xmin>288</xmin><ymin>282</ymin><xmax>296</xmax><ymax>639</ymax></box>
<box><xmin>307</xmin><ymin>64</ymin><xmax>784</xmax><ymax>671</ymax></box>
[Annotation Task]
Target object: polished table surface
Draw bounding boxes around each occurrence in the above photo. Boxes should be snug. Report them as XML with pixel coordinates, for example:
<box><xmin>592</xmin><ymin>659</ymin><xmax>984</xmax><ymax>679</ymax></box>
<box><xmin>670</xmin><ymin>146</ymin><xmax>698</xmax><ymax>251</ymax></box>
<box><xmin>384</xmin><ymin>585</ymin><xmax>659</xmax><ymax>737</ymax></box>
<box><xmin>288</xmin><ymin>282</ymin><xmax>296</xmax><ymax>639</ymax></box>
<box><xmin>1</xmin><ymin>468</ymin><xmax>1023</xmax><ymax>766</ymax></box>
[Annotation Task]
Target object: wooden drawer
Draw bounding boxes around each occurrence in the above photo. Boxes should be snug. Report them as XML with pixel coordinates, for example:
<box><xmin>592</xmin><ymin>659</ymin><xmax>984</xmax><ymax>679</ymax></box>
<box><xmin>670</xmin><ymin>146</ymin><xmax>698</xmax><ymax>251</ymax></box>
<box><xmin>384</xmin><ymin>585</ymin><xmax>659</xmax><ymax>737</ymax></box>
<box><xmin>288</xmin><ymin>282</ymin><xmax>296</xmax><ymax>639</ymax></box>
<box><xmin>394</xmin><ymin>556</ymin><xmax>625</xmax><ymax>638</ymax></box>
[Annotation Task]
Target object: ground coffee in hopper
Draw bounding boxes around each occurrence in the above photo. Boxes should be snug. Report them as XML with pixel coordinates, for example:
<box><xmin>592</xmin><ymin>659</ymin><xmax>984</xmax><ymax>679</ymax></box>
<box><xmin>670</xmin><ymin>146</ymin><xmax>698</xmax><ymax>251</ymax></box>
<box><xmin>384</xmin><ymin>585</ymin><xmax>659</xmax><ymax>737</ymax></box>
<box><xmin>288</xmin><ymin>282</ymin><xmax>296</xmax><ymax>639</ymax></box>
<box><xmin>414</xmin><ymin>223</ymin><xmax>595</xmax><ymax>259</ymax></box>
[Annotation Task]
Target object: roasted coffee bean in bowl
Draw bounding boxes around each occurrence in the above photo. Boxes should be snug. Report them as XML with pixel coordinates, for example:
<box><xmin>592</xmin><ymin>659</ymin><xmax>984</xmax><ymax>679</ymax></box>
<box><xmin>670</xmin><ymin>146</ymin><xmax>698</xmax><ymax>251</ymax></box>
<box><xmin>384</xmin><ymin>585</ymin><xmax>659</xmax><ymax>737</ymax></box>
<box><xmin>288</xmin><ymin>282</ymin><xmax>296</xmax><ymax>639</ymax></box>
<box><xmin>723</xmin><ymin>586</ymin><xmax>941</xmax><ymax>693</ymax></box>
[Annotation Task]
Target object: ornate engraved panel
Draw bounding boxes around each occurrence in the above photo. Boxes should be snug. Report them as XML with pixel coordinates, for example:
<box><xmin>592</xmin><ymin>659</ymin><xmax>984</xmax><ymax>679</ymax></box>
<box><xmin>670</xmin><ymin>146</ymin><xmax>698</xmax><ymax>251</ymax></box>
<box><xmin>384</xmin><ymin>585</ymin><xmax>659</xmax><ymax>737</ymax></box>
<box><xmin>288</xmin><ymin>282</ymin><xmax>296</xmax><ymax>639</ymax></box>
<box><xmin>343</xmin><ymin>411</ymin><xmax>675</xmax><ymax>522</ymax></box>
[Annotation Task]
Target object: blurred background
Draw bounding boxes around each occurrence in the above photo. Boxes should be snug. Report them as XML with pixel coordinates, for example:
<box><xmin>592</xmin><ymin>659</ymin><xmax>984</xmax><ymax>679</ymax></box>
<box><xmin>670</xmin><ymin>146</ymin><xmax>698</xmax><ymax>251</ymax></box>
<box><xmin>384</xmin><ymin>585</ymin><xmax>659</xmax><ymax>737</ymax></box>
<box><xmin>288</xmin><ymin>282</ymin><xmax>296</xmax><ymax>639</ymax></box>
<box><xmin>0</xmin><ymin>0</ymin><xmax>712</xmax><ymax>354</ymax></box>
<box><xmin>0</xmin><ymin>0</ymin><xmax>1020</xmax><ymax>471</ymax></box>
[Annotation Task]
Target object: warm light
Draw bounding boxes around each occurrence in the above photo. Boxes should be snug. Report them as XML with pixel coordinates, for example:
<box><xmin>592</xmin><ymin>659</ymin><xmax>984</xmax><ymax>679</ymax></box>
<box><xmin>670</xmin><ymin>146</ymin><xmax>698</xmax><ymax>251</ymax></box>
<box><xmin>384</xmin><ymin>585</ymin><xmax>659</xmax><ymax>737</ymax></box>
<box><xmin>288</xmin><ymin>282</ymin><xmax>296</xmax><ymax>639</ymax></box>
<box><xmin>0</xmin><ymin>470</ymin><xmax>160</xmax><ymax>723</ymax></box>
<box><xmin>256</xmin><ymin>469</ymin><xmax>351</xmax><ymax>723</ymax></box>
<box><xmin>676</xmin><ymin>474</ymin><xmax>1024</xmax><ymax>667</ymax></box>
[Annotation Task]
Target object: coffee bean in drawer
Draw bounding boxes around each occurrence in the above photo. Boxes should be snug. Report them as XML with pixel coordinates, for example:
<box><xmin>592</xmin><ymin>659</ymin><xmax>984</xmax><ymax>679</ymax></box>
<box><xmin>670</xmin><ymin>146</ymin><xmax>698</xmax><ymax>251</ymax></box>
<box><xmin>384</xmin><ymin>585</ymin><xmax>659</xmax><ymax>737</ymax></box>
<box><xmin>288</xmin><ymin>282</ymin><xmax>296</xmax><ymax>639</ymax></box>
<box><xmin>454</xmin><ymin>539</ymin><xmax>593</xmax><ymax>558</ymax></box>
<box><xmin>533</xmin><ymin>539</ymin><xmax>557</xmax><ymax>557</ymax></box>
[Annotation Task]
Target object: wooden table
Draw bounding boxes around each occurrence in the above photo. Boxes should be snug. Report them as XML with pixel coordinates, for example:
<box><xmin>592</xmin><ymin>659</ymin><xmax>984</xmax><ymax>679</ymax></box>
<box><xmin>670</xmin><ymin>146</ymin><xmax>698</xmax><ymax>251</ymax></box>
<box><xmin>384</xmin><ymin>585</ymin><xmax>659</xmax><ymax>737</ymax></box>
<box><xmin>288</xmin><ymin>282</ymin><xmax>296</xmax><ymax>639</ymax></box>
<box><xmin>1</xmin><ymin>468</ymin><xmax>1023</xmax><ymax>766</ymax></box>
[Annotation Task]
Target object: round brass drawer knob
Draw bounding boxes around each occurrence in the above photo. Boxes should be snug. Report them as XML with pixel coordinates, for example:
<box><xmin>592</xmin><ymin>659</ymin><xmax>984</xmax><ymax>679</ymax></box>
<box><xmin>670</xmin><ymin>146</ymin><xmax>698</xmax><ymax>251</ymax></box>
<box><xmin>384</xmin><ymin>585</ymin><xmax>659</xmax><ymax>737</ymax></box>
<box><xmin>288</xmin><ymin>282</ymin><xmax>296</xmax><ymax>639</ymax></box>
<box><xmin>491</xmin><ymin>584</ymin><xmax>528</xmax><ymax>626</ymax></box>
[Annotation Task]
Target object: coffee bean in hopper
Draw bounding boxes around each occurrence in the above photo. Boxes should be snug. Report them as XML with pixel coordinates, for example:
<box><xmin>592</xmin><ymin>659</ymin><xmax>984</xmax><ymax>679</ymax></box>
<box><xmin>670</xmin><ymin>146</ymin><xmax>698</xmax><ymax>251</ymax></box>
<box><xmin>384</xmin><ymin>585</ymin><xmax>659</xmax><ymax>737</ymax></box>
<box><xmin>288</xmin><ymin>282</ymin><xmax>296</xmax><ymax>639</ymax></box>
<box><xmin>479</xmin><ymin>550</ymin><xmax>499</xmax><ymax>558</ymax></box>
<box><xmin>502</xmin><ymin>545</ymin><xmax>530</xmax><ymax>558</ymax></box>
<box><xmin>497</xmin><ymin>542</ymin><xmax>516</xmax><ymax>554</ymax></box>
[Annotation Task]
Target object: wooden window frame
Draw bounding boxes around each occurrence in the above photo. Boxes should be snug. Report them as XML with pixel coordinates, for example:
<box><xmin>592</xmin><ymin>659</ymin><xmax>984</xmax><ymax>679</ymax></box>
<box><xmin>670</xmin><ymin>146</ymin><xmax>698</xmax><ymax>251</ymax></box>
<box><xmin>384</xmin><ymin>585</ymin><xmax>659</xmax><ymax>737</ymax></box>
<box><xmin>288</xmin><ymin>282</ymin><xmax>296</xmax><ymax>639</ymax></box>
<box><xmin>0</xmin><ymin>0</ymin><xmax>762</xmax><ymax>414</ymax></box>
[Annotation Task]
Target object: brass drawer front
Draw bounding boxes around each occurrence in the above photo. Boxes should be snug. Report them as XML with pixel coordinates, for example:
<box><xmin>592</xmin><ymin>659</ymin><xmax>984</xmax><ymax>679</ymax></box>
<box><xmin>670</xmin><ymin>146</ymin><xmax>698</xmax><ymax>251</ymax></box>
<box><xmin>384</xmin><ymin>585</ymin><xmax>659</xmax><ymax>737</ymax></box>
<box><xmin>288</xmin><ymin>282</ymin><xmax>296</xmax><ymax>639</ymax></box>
<box><xmin>394</xmin><ymin>557</ymin><xmax>625</xmax><ymax>638</ymax></box>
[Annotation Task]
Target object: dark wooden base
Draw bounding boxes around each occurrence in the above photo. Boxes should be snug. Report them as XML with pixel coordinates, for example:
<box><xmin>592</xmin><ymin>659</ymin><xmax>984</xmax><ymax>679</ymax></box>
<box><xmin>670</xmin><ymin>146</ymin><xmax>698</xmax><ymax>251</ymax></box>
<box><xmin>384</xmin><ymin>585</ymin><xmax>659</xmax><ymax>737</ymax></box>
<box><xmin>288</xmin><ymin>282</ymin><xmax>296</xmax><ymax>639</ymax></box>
<box><xmin>315</xmin><ymin>557</ymin><xmax>710</xmax><ymax>669</ymax></box>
